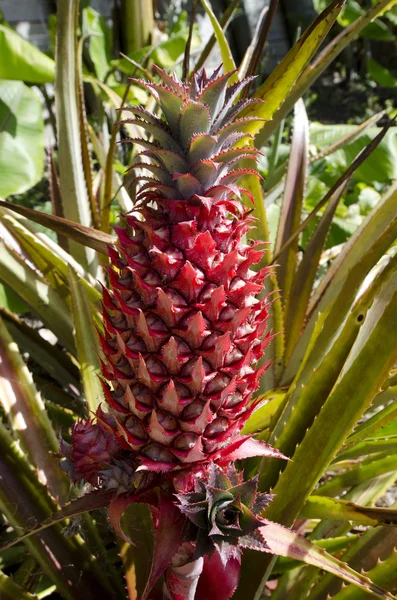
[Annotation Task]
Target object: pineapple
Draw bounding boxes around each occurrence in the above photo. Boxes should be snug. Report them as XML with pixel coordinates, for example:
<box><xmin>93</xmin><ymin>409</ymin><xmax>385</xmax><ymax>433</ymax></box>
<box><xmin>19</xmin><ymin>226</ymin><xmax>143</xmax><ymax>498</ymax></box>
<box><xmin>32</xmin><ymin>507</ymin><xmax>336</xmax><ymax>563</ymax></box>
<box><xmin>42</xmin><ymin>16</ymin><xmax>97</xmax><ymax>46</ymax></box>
<box><xmin>62</xmin><ymin>66</ymin><xmax>284</xmax><ymax>487</ymax></box>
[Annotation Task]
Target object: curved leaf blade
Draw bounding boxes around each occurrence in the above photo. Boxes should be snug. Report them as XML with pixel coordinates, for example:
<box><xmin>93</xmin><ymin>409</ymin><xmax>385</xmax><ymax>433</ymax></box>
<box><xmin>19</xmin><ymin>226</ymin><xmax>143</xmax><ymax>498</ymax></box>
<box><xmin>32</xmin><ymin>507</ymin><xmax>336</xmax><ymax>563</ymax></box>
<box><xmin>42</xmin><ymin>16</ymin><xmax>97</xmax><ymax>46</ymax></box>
<box><xmin>68</xmin><ymin>267</ymin><xmax>103</xmax><ymax>413</ymax></box>
<box><xmin>258</xmin><ymin>522</ymin><xmax>397</xmax><ymax>600</ymax></box>
<box><xmin>0</xmin><ymin>200</ymin><xmax>115</xmax><ymax>254</ymax></box>
<box><xmin>199</xmin><ymin>0</ymin><xmax>237</xmax><ymax>79</ymax></box>
<box><xmin>0</xmin><ymin>315</ymin><xmax>68</xmax><ymax>501</ymax></box>
<box><xmin>301</xmin><ymin>496</ymin><xmax>397</xmax><ymax>527</ymax></box>
<box><xmin>241</xmin><ymin>0</ymin><xmax>345</xmax><ymax>137</ymax></box>
<box><xmin>0</xmin><ymin>241</ymin><xmax>75</xmax><ymax>353</ymax></box>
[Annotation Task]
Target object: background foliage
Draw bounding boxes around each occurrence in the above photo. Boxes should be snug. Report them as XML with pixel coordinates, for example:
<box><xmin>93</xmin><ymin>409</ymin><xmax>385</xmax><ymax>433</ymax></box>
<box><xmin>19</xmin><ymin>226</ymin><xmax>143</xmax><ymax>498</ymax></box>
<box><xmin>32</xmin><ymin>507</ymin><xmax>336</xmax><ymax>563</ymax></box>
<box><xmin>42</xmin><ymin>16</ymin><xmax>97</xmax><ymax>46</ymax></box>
<box><xmin>0</xmin><ymin>1</ymin><xmax>396</xmax><ymax>599</ymax></box>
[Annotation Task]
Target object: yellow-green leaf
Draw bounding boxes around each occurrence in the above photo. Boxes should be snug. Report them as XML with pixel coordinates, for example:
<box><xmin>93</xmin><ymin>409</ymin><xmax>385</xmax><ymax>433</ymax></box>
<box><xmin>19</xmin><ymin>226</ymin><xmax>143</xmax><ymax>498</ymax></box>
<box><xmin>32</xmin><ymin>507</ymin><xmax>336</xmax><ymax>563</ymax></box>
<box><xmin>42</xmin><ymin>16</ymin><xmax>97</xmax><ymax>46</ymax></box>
<box><xmin>242</xmin><ymin>0</ymin><xmax>345</xmax><ymax>136</ymax></box>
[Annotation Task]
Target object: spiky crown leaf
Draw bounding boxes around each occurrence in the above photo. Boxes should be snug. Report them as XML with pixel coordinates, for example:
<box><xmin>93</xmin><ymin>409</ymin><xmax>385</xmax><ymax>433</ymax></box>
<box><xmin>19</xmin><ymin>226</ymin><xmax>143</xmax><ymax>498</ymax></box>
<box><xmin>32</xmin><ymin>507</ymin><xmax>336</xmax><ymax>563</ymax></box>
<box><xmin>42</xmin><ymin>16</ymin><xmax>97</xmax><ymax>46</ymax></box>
<box><xmin>176</xmin><ymin>463</ymin><xmax>274</xmax><ymax>565</ymax></box>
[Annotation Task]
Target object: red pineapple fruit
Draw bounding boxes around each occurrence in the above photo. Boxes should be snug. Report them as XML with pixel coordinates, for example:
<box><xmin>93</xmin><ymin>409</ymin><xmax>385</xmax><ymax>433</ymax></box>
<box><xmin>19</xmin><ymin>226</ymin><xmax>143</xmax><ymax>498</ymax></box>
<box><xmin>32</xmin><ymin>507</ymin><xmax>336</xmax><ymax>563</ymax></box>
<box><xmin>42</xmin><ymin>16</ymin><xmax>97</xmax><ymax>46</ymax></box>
<box><xmin>62</xmin><ymin>65</ymin><xmax>284</xmax><ymax>489</ymax></box>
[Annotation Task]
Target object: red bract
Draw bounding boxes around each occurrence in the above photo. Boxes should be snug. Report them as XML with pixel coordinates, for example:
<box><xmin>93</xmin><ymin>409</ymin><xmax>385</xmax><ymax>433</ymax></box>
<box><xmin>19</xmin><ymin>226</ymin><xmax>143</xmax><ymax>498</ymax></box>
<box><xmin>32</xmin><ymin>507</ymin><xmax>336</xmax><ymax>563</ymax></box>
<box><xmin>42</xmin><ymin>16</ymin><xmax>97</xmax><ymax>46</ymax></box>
<box><xmin>61</xmin><ymin>420</ymin><xmax>122</xmax><ymax>486</ymax></box>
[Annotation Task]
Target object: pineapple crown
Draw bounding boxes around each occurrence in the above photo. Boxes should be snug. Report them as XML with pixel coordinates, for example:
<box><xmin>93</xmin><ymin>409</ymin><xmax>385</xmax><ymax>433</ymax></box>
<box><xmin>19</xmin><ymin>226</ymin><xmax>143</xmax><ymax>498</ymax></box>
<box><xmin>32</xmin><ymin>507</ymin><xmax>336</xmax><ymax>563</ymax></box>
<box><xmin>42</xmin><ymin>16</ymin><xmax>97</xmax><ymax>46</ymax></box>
<box><xmin>176</xmin><ymin>462</ymin><xmax>274</xmax><ymax>565</ymax></box>
<box><xmin>122</xmin><ymin>65</ymin><xmax>265</xmax><ymax>211</ymax></box>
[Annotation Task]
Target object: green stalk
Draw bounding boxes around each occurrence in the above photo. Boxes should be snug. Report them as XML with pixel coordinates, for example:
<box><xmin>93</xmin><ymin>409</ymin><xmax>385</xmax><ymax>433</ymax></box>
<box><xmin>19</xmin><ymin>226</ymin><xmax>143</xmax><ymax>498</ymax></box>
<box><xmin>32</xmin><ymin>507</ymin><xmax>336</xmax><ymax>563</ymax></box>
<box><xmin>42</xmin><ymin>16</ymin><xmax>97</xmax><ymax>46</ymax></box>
<box><xmin>68</xmin><ymin>267</ymin><xmax>104</xmax><ymax>413</ymax></box>
<box><xmin>0</xmin><ymin>570</ymin><xmax>38</xmax><ymax>600</ymax></box>
<box><xmin>55</xmin><ymin>0</ymin><xmax>98</xmax><ymax>276</ymax></box>
<box><xmin>0</xmin><ymin>316</ymin><xmax>69</xmax><ymax>502</ymax></box>
<box><xmin>0</xmin><ymin>425</ymin><xmax>114</xmax><ymax>600</ymax></box>
<box><xmin>0</xmin><ymin>242</ymin><xmax>75</xmax><ymax>353</ymax></box>
<box><xmin>120</xmin><ymin>0</ymin><xmax>154</xmax><ymax>55</ymax></box>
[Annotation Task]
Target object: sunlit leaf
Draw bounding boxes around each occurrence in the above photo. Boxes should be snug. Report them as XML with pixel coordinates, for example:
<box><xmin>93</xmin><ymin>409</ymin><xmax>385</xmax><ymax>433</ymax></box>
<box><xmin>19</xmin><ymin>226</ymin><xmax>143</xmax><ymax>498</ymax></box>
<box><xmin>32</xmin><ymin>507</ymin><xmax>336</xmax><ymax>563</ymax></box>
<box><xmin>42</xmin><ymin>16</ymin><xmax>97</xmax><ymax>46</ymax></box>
<box><xmin>68</xmin><ymin>267</ymin><xmax>103</xmax><ymax>413</ymax></box>
<box><xmin>0</xmin><ymin>24</ymin><xmax>54</xmax><ymax>83</ymax></box>
<box><xmin>0</xmin><ymin>81</ymin><xmax>44</xmax><ymax>197</ymax></box>
<box><xmin>0</xmin><ymin>315</ymin><xmax>68</xmax><ymax>500</ymax></box>
<box><xmin>242</xmin><ymin>0</ymin><xmax>345</xmax><ymax>136</ymax></box>
<box><xmin>199</xmin><ymin>0</ymin><xmax>237</xmax><ymax>79</ymax></box>
<box><xmin>55</xmin><ymin>0</ymin><xmax>98</xmax><ymax>275</ymax></box>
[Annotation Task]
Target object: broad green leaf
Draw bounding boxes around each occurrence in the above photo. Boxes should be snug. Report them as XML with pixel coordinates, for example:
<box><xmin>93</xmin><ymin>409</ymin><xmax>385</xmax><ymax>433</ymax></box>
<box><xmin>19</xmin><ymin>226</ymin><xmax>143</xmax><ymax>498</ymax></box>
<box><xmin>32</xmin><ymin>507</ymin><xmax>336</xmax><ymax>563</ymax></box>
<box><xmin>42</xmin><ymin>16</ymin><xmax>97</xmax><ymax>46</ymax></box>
<box><xmin>338</xmin><ymin>2</ymin><xmax>394</xmax><ymax>40</ymax></box>
<box><xmin>152</xmin><ymin>29</ymin><xmax>201</xmax><ymax>68</ymax></box>
<box><xmin>0</xmin><ymin>315</ymin><xmax>68</xmax><ymax>501</ymax></box>
<box><xmin>301</xmin><ymin>496</ymin><xmax>397</xmax><ymax>526</ymax></box>
<box><xmin>199</xmin><ymin>0</ymin><xmax>237</xmax><ymax>79</ymax></box>
<box><xmin>0</xmin><ymin>241</ymin><xmax>75</xmax><ymax>353</ymax></box>
<box><xmin>310</xmin><ymin>111</ymin><xmax>386</xmax><ymax>164</ymax></box>
<box><xmin>68</xmin><ymin>267</ymin><xmax>103</xmax><ymax>413</ymax></box>
<box><xmin>262</xmin><ymin>111</ymin><xmax>385</xmax><ymax>195</ymax></box>
<box><xmin>0</xmin><ymin>81</ymin><xmax>44</xmax><ymax>197</ymax></box>
<box><xmin>309</xmin><ymin>124</ymin><xmax>397</xmax><ymax>183</ymax></box>
<box><xmin>0</xmin><ymin>200</ymin><xmax>115</xmax><ymax>254</ymax></box>
<box><xmin>385</xmin><ymin>4</ymin><xmax>397</xmax><ymax>24</ymax></box>
<box><xmin>82</xmin><ymin>7</ymin><xmax>112</xmax><ymax>81</ymax></box>
<box><xmin>119</xmin><ymin>504</ymin><xmax>155</xmax><ymax>600</ymax></box>
<box><xmin>0</xmin><ymin>24</ymin><xmax>54</xmax><ymax>83</ymax></box>
<box><xmin>55</xmin><ymin>0</ymin><xmax>98</xmax><ymax>275</ymax></box>
<box><xmin>366</xmin><ymin>58</ymin><xmax>397</xmax><ymax>87</ymax></box>
<box><xmin>241</xmin><ymin>0</ymin><xmax>345</xmax><ymax>136</ymax></box>
<box><xmin>256</xmin><ymin>0</ymin><xmax>397</xmax><ymax>144</ymax></box>
<box><xmin>273</xmin><ymin>122</ymin><xmax>392</xmax><ymax>265</ymax></box>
